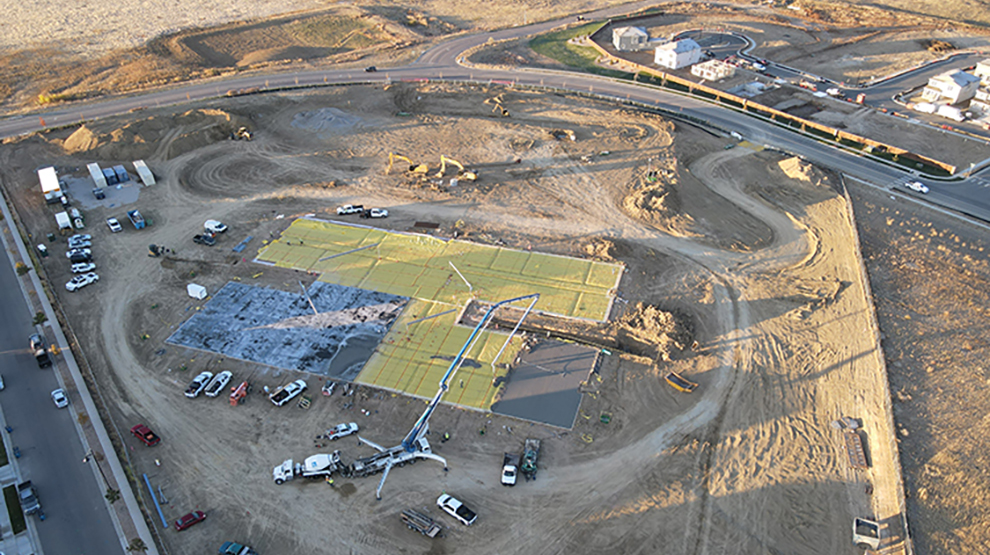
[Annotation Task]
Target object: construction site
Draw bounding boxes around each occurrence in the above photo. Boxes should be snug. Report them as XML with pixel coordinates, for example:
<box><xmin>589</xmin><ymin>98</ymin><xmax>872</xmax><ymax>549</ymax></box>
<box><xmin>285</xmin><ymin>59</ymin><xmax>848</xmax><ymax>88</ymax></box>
<box><xmin>0</xmin><ymin>77</ymin><xmax>925</xmax><ymax>554</ymax></box>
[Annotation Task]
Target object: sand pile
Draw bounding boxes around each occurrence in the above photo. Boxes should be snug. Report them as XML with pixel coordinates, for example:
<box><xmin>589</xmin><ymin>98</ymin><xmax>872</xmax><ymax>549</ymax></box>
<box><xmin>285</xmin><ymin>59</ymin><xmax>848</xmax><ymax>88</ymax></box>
<box><xmin>778</xmin><ymin>156</ymin><xmax>828</xmax><ymax>186</ymax></box>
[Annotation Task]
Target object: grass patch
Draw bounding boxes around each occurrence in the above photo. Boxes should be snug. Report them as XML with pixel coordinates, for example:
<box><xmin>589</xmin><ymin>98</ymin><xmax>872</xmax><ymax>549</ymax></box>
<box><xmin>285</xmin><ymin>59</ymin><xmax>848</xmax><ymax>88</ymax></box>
<box><xmin>529</xmin><ymin>23</ymin><xmax>632</xmax><ymax>80</ymax></box>
<box><xmin>4</xmin><ymin>486</ymin><xmax>25</xmax><ymax>534</ymax></box>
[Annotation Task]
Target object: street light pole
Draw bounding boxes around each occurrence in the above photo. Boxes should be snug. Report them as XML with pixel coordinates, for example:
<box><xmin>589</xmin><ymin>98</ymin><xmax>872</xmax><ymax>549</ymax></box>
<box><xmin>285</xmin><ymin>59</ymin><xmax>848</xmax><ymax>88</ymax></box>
<box><xmin>83</xmin><ymin>450</ymin><xmax>111</xmax><ymax>491</ymax></box>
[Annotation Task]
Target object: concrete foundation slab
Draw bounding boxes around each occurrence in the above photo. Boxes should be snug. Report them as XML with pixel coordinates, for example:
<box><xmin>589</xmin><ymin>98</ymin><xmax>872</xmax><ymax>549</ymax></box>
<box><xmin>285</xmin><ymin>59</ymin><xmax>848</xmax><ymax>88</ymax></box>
<box><xmin>491</xmin><ymin>340</ymin><xmax>598</xmax><ymax>429</ymax></box>
<box><xmin>166</xmin><ymin>281</ymin><xmax>407</xmax><ymax>380</ymax></box>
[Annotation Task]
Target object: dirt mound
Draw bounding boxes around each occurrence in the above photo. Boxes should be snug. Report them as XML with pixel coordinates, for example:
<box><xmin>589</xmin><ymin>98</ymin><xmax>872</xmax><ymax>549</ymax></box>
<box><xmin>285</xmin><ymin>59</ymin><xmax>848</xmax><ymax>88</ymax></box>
<box><xmin>622</xmin><ymin>179</ymin><xmax>696</xmax><ymax>236</ymax></box>
<box><xmin>778</xmin><ymin>156</ymin><xmax>828</xmax><ymax>185</ymax></box>
<box><xmin>616</xmin><ymin>303</ymin><xmax>694</xmax><ymax>362</ymax></box>
<box><xmin>55</xmin><ymin>108</ymin><xmax>252</xmax><ymax>160</ymax></box>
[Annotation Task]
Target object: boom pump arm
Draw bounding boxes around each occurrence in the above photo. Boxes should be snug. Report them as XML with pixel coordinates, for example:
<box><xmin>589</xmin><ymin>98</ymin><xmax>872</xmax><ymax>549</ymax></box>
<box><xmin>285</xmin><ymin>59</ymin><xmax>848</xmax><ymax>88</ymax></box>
<box><xmin>401</xmin><ymin>293</ymin><xmax>540</xmax><ymax>452</ymax></box>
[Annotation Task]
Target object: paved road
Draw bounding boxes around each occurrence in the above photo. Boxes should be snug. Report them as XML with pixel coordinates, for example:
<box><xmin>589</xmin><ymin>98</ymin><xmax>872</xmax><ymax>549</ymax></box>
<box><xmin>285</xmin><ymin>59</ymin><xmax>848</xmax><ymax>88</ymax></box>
<box><xmin>0</xmin><ymin>9</ymin><xmax>986</xmax><ymax>220</ymax></box>
<box><xmin>0</xmin><ymin>251</ymin><xmax>124</xmax><ymax>554</ymax></box>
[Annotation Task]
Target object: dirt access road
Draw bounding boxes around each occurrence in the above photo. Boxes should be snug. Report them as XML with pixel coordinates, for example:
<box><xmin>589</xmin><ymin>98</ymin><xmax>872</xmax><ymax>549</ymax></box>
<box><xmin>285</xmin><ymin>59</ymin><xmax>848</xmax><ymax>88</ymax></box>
<box><xmin>0</xmin><ymin>83</ymin><xmax>905</xmax><ymax>554</ymax></box>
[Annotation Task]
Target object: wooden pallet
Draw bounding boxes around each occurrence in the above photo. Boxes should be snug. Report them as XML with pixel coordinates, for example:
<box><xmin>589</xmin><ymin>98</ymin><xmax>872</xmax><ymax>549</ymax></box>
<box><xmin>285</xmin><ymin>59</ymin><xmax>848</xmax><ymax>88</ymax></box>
<box><xmin>844</xmin><ymin>430</ymin><xmax>869</xmax><ymax>469</ymax></box>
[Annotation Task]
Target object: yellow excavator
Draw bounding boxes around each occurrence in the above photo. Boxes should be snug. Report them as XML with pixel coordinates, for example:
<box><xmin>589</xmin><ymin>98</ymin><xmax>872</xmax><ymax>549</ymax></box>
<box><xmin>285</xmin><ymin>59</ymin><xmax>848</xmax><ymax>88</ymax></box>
<box><xmin>435</xmin><ymin>155</ymin><xmax>478</xmax><ymax>181</ymax></box>
<box><xmin>386</xmin><ymin>153</ymin><xmax>429</xmax><ymax>175</ymax></box>
<box><xmin>484</xmin><ymin>94</ymin><xmax>510</xmax><ymax>117</ymax></box>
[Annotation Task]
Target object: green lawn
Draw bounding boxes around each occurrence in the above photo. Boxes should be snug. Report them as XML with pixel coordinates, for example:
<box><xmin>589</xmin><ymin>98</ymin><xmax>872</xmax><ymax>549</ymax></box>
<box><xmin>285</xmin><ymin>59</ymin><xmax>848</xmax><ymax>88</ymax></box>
<box><xmin>529</xmin><ymin>23</ymin><xmax>633</xmax><ymax>80</ymax></box>
<box><xmin>4</xmin><ymin>485</ymin><xmax>26</xmax><ymax>534</ymax></box>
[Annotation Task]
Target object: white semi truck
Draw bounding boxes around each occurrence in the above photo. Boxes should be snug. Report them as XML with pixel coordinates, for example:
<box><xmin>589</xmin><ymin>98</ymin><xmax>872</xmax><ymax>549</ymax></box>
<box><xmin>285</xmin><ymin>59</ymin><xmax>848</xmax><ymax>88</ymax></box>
<box><xmin>273</xmin><ymin>452</ymin><xmax>344</xmax><ymax>485</ymax></box>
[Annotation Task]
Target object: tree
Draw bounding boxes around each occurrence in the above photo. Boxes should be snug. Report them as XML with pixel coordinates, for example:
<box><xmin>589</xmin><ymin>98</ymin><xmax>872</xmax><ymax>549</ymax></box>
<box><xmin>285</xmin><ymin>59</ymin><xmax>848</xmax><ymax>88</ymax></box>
<box><xmin>125</xmin><ymin>538</ymin><xmax>148</xmax><ymax>553</ymax></box>
<box><xmin>105</xmin><ymin>488</ymin><xmax>121</xmax><ymax>504</ymax></box>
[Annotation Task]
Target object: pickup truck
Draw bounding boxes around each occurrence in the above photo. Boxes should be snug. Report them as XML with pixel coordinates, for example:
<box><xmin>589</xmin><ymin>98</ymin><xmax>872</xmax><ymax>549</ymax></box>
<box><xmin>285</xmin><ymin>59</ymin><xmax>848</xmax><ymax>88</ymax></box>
<box><xmin>325</xmin><ymin>422</ymin><xmax>359</xmax><ymax>441</ymax></box>
<box><xmin>501</xmin><ymin>453</ymin><xmax>520</xmax><ymax>486</ymax></box>
<box><xmin>336</xmin><ymin>204</ymin><xmax>364</xmax><ymax>215</ymax></box>
<box><xmin>269</xmin><ymin>379</ymin><xmax>307</xmax><ymax>407</ymax></box>
<box><xmin>131</xmin><ymin>424</ymin><xmax>161</xmax><ymax>446</ymax></box>
<box><xmin>17</xmin><ymin>481</ymin><xmax>41</xmax><ymax>515</ymax></box>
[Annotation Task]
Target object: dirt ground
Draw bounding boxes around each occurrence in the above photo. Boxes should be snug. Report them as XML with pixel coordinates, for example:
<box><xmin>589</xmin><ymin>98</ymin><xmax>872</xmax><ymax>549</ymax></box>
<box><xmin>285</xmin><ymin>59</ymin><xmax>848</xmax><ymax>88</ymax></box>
<box><xmin>0</xmin><ymin>83</ymin><xmax>912</xmax><ymax>554</ymax></box>
<box><xmin>847</xmin><ymin>183</ymin><xmax>990</xmax><ymax>554</ymax></box>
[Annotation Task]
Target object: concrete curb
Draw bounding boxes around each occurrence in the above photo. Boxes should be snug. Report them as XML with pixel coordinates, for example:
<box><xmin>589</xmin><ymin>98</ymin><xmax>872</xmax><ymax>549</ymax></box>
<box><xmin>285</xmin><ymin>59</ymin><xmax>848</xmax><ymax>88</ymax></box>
<box><xmin>0</xmin><ymin>193</ymin><xmax>160</xmax><ymax>555</ymax></box>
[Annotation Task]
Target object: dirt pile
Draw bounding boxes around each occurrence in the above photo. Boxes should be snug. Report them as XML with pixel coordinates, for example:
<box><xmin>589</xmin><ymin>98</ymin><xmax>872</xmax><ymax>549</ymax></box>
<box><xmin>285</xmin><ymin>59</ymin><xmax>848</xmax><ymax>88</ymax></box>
<box><xmin>615</xmin><ymin>303</ymin><xmax>694</xmax><ymax>362</ymax></box>
<box><xmin>622</xmin><ymin>179</ymin><xmax>696</xmax><ymax>236</ymax></box>
<box><xmin>778</xmin><ymin>156</ymin><xmax>829</xmax><ymax>186</ymax></box>
<box><xmin>57</xmin><ymin>108</ymin><xmax>252</xmax><ymax>160</ymax></box>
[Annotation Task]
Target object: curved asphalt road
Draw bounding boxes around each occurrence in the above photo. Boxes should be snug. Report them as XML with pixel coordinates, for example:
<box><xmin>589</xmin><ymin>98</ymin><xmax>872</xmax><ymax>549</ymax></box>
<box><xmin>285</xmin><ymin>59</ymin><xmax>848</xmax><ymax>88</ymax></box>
<box><xmin>0</xmin><ymin>7</ymin><xmax>987</xmax><ymax>223</ymax></box>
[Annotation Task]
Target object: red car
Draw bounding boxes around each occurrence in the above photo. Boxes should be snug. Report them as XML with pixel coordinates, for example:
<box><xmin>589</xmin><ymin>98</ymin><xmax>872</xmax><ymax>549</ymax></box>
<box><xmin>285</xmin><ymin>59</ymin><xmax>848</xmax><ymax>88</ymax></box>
<box><xmin>130</xmin><ymin>424</ymin><xmax>161</xmax><ymax>447</ymax></box>
<box><xmin>175</xmin><ymin>510</ymin><xmax>206</xmax><ymax>531</ymax></box>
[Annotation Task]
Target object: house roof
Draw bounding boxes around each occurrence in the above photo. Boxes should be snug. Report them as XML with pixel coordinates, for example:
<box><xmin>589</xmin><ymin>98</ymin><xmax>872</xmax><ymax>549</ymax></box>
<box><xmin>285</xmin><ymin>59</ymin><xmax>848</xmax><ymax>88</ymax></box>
<box><xmin>613</xmin><ymin>26</ymin><xmax>648</xmax><ymax>39</ymax></box>
<box><xmin>656</xmin><ymin>38</ymin><xmax>700</xmax><ymax>54</ymax></box>
<box><xmin>930</xmin><ymin>69</ymin><xmax>980</xmax><ymax>88</ymax></box>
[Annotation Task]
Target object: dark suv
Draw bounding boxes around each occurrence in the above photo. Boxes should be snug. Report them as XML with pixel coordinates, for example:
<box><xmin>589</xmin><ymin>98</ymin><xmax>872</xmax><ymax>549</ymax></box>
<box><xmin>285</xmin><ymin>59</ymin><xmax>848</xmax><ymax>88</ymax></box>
<box><xmin>193</xmin><ymin>234</ymin><xmax>216</xmax><ymax>246</ymax></box>
<box><xmin>29</xmin><ymin>334</ymin><xmax>52</xmax><ymax>368</ymax></box>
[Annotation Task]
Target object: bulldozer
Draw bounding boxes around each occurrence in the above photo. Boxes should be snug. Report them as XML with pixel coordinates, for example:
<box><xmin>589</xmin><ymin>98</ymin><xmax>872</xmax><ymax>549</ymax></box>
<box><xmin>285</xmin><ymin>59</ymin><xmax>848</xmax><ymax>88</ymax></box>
<box><xmin>435</xmin><ymin>155</ymin><xmax>478</xmax><ymax>181</ymax></box>
<box><xmin>386</xmin><ymin>153</ymin><xmax>429</xmax><ymax>175</ymax></box>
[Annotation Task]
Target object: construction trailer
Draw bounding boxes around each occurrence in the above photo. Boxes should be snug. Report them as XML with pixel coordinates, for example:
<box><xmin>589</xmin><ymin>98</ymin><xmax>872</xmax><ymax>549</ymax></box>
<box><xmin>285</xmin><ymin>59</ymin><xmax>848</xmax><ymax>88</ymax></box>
<box><xmin>87</xmin><ymin>163</ymin><xmax>108</xmax><ymax>188</ymax></box>
<box><xmin>133</xmin><ymin>160</ymin><xmax>155</xmax><ymax>186</ymax></box>
<box><xmin>38</xmin><ymin>167</ymin><xmax>60</xmax><ymax>195</ymax></box>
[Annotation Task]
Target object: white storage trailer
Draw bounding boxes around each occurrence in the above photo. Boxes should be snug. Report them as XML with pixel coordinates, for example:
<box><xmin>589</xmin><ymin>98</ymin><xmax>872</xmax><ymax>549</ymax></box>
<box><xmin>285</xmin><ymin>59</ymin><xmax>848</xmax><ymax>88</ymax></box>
<box><xmin>55</xmin><ymin>211</ymin><xmax>72</xmax><ymax>230</ymax></box>
<box><xmin>38</xmin><ymin>167</ymin><xmax>60</xmax><ymax>194</ymax></box>
<box><xmin>133</xmin><ymin>160</ymin><xmax>155</xmax><ymax>186</ymax></box>
<box><xmin>87</xmin><ymin>163</ymin><xmax>108</xmax><ymax>188</ymax></box>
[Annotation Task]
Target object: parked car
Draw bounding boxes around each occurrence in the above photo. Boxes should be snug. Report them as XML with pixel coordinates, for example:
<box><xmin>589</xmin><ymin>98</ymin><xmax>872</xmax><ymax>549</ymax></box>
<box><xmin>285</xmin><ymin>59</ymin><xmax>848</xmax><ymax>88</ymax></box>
<box><xmin>0</xmin><ymin>374</ymin><xmax>5</xmax><ymax>390</ymax></box>
<box><xmin>66</xmin><ymin>272</ymin><xmax>99</xmax><ymax>292</ymax></box>
<box><xmin>51</xmin><ymin>388</ymin><xmax>68</xmax><ymax>408</ymax></box>
<box><xmin>325</xmin><ymin>422</ymin><xmax>359</xmax><ymax>441</ymax></box>
<box><xmin>193</xmin><ymin>234</ymin><xmax>216</xmax><ymax>246</ymax></box>
<box><xmin>269</xmin><ymin>379</ymin><xmax>307</xmax><ymax>407</ymax></box>
<box><xmin>218</xmin><ymin>541</ymin><xmax>257</xmax><ymax>555</ymax></box>
<box><xmin>336</xmin><ymin>204</ymin><xmax>364</xmax><ymax>215</ymax></box>
<box><xmin>185</xmin><ymin>371</ymin><xmax>214</xmax><ymax>398</ymax></box>
<box><xmin>71</xmin><ymin>262</ymin><xmax>96</xmax><ymax>274</ymax></box>
<box><xmin>68</xmin><ymin>240</ymin><xmax>91</xmax><ymax>250</ymax></box>
<box><xmin>130</xmin><ymin>424</ymin><xmax>161</xmax><ymax>447</ymax></box>
<box><xmin>69</xmin><ymin>233</ymin><xmax>91</xmax><ymax>242</ymax></box>
<box><xmin>175</xmin><ymin>510</ymin><xmax>206</xmax><ymax>531</ymax></box>
<box><xmin>361</xmin><ymin>208</ymin><xmax>389</xmax><ymax>219</ymax></box>
<box><xmin>106</xmin><ymin>217</ymin><xmax>123</xmax><ymax>233</ymax></box>
<box><xmin>204</xmin><ymin>371</ymin><xmax>232</xmax><ymax>397</ymax></box>
<box><xmin>437</xmin><ymin>493</ymin><xmax>477</xmax><ymax>526</ymax></box>
<box><xmin>204</xmin><ymin>220</ymin><xmax>228</xmax><ymax>234</ymax></box>
<box><xmin>29</xmin><ymin>334</ymin><xmax>51</xmax><ymax>368</ymax></box>
<box><xmin>66</xmin><ymin>248</ymin><xmax>92</xmax><ymax>259</ymax></box>
<box><xmin>904</xmin><ymin>181</ymin><xmax>929</xmax><ymax>194</ymax></box>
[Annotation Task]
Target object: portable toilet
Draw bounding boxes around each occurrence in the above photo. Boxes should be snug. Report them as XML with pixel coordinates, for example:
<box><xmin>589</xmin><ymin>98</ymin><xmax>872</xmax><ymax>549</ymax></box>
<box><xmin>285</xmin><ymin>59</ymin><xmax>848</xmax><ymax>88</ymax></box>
<box><xmin>102</xmin><ymin>167</ymin><xmax>118</xmax><ymax>185</ymax></box>
<box><xmin>187</xmin><ymin>283</ymin><xmax>207</xmax><ymax>300</ymax></box>
<box><xmin>113</xmin><ymin>165</ymin><xmax>129</xmax><ymax>183</ymax></box>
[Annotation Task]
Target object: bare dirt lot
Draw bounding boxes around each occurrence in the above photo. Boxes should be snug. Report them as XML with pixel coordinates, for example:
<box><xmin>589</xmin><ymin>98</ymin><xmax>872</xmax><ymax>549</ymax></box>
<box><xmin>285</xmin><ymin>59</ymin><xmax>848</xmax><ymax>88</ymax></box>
<box><xmin>848</xmin><ymin>183</ymin><xmax>990</xmax><ymax>555</ymax></box>
<box><xmin>0</xmin><ymin>83</ymin><xmax>911</xmax><ymax>554</ymax></box>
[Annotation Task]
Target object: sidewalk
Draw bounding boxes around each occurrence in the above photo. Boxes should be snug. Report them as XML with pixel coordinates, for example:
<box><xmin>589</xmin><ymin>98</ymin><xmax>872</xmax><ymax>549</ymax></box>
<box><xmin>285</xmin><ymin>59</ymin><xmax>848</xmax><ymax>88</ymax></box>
<box><xmin>0</xmin><ymin>192</ymin><xmax>160</xmax><ymax>555</ymax></box>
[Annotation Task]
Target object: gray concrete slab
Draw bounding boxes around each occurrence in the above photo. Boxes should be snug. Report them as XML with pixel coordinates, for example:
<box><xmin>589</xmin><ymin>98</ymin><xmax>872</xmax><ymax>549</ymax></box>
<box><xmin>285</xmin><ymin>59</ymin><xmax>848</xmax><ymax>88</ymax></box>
<box><xmin>491</xmin><ymin>341</ymin><xmax>598</xmax><ymax>429</ymax></box>
<box><xmin>167</xmin><ymin>281</ymin><xmax>407</xmax><ymax>380</ymax></box>
<box><xmin>61</xmin><ymin>174</ymin><xmax>141</xmax><ymax>211</ymax></box>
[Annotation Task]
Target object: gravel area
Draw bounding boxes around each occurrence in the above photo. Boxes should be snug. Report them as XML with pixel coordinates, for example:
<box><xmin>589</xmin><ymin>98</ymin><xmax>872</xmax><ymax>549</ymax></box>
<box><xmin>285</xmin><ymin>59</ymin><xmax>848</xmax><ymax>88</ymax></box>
<box><xmin>0</xmin><ymin>0</ymin><xmax>322</xmax><ymax>56</ymax></box>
